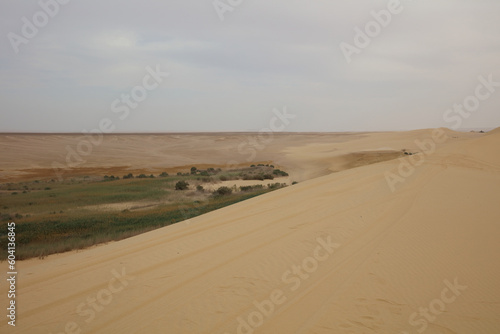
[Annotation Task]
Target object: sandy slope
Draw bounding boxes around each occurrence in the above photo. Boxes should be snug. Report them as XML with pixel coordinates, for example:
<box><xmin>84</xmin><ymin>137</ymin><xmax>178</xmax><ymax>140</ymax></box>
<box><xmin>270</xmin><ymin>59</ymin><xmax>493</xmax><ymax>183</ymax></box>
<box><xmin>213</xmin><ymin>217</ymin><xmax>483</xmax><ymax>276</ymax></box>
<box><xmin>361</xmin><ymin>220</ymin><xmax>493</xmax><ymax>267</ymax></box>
<box><xmin>2</xmin><ymin>129</ymin><xmax>500</xmax><ymax>333</ymax></box>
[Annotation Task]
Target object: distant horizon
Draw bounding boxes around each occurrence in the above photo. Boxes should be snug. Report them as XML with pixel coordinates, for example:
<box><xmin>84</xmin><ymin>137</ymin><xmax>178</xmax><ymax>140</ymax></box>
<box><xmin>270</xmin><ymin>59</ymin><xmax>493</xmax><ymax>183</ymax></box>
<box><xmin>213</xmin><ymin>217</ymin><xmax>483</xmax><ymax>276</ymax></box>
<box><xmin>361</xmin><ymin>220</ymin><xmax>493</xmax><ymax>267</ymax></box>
<box><xmin>0</xmin><ymin>126</ymin><xmax>497</xmax><ymax>136</ymax></box>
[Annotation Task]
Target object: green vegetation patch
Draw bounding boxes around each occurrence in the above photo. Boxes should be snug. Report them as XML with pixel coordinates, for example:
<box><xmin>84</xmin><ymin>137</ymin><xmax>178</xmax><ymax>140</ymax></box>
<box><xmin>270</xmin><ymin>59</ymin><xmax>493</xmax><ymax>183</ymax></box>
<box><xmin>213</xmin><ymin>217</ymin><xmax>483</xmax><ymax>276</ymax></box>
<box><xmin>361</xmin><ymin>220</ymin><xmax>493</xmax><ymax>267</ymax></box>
<box><xmin>0</xmin><ymin>166</ymin><xmax>290</xmax><ymax>260</ymax></box>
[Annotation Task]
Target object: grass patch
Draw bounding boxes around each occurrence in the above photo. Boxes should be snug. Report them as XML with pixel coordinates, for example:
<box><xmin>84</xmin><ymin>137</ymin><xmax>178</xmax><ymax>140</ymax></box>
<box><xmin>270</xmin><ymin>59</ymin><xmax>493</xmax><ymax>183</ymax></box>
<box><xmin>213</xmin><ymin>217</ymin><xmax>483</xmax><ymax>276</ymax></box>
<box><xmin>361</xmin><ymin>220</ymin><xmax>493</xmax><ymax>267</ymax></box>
<box><xmin>0</xmin><ymin>167</ymin><xmax>288</xmax><ymax>260</ymax></box>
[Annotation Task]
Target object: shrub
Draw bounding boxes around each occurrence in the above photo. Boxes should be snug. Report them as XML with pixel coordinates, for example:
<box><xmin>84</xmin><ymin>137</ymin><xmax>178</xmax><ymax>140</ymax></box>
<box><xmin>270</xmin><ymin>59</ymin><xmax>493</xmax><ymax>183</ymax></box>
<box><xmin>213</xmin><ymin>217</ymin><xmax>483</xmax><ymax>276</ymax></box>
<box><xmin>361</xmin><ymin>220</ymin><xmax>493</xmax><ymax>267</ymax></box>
<box><xmin>268</xmin><ymin>183</ymin><xmax>287</xmax><ymax>190</ymax></box>
<box><xmin>123</xmin><ymin>173</ymin><xmax>134</xmax><ymax>179</ymax></box>
<box><xmin>175</xmin><ymin>181</ymin><xmax>189</xmax><ymax>190</ymax></box>
<box><xmin>240</xmin><ymin>185</ymin><xmax>264</xmax><ymax>192</ymax></box>
<box><xmin>137</xmin><ymin>174</ymin><xmax>147</xmax><ymax>178</ymax></box>
<box><xmin>292</xmin><ymin>181</ymin><xmax>298</xmax><ymax>185</ymax></box>
<box><xmin>263</xmin><ymin>174</ymin><xmax>274</xmax><ymax>180</ymax></box>
<box><xmin>214</xmin><ymin>186</ymin><xmax>232</xmax><ymax>196</ymax></box>
<box><xmin>191</xmin><ymin>167</ymin><xmax>198</xmax><ymax>174</ymax></box>
<box><xmin>272</xmin><ymin>169</ymin><xmax>289</xmax><ymax>177</ymax></box>
<box><xmin>159</xmin><ymin>172</ymin><xmax>169</xmax><ymax>177</ymax></box>
<box><xmin>196</xmin><ymin>185</ymin><xmax>204</xmax><ymax>192</ymax></box>
<box><xmin>200</xmin><ymin>171</ymin><xmax>209</xmax><ymax>176</ymax></box>
<box><xmin>219</xmin><ymin>175</ymin><xmax>228</xmax><ymax>181</ymax></box>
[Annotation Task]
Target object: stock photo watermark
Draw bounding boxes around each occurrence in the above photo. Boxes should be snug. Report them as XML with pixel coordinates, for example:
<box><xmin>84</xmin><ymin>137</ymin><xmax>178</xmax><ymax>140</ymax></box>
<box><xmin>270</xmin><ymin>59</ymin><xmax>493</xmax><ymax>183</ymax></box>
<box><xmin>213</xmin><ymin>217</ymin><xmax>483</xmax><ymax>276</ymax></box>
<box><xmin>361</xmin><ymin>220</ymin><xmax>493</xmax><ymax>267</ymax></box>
<box><xmin>236</xmin><ymin>107</ymin><xmax>296</xmax><ymax>163</ymax></box>
<box><xmin>402</xmin><ymin>278</ymin><xmax>467</xmax><ymax>334</ymax></box>
<box><xmin>51</xmin><ymin>64</ymin><xmax>169</xmax><ymax>180</ymax></box>
<box><xmin>340</xmin><ymin>0</ymin><xmax>408</xmax><ymax>64</ymax></box>
<box><xmin>175</xmin><ymin>106</ymin><xmax>295</xmax><ymax>226</ymax></box>
<box><xmin>48</xmin><ymin>267</ymin><xmax>134</xmax><ymax>334</ymax></box>
<box><xmin>385</xmin><ymin>73</ymin><xmax>499</xmax><ymax>192</ymax></box>
<box><xmin>223</xmin><ymin>235</ymin><xmax>340</xmax><ymax>334</ymax></box>
<box><xmin>7</xmin><ymin>0</ymin><xmax>71</xmax><ymax>54</ymax></box>
<box><xmin>6</xmin><ymin>222</ymin><xmax>17</xmax><ymax>327</ymax></box>
<box><xmin>213</xmin><ymin>0</ymin><xmax>244</xmax><ymax>21</ymax></box>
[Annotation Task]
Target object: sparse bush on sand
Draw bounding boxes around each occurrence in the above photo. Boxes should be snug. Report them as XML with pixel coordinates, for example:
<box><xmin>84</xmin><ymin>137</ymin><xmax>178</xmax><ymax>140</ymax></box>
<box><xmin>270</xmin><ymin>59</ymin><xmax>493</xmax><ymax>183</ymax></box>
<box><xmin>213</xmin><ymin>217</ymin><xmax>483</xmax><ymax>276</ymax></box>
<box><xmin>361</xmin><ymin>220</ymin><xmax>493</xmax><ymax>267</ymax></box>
<box><xmin>175</xmin><ymin>181</ymin><xmax>189</xmax><ymax>190</ymax></box>
<box><xmin>214</xmin><ymin>186</ymin><xmax>232</xmax><ymax>196</ymax></box>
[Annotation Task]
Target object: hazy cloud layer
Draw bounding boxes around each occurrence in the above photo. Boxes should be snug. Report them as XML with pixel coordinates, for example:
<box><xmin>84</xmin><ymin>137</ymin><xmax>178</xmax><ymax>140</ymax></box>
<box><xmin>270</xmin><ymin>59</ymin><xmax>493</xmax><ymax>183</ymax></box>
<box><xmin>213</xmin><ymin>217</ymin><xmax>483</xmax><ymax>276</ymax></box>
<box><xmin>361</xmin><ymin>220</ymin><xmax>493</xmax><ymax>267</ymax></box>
<box><xmin>1</xmin><ymin>0</ymin><xmax>499</xmax><ymax>132</ymax></box>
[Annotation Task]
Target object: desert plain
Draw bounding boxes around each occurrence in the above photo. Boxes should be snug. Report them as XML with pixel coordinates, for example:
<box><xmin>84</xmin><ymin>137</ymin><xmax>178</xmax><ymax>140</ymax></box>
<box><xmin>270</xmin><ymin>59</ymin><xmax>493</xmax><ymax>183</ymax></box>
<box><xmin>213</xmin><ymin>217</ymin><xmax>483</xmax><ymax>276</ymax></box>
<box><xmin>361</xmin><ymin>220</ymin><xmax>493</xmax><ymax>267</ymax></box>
<box><xmin>1</xmin><ymin>128</ymin><xmax>499</xmax><ymax>333</ymax></box>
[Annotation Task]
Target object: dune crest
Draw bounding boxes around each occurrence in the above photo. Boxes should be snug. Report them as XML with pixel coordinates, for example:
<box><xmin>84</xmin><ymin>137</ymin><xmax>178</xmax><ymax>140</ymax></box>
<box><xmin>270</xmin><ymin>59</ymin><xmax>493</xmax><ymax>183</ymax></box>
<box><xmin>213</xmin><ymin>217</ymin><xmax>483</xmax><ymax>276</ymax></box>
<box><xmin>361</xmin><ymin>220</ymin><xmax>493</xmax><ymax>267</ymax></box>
<box><xmin>486</xmin><ymin>126</ymin><xmax>500</xmax><ymax>136</ymax></box>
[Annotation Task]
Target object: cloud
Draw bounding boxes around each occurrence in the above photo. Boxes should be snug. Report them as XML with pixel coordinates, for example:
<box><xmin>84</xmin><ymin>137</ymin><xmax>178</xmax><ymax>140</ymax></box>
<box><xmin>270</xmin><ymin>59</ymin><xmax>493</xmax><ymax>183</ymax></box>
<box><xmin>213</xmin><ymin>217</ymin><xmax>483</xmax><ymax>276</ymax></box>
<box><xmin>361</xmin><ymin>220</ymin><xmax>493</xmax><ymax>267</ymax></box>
<box><xmin>0</xmin><ymin>0</ymin><xmax>499</xmax><ymax>132</ymax></box>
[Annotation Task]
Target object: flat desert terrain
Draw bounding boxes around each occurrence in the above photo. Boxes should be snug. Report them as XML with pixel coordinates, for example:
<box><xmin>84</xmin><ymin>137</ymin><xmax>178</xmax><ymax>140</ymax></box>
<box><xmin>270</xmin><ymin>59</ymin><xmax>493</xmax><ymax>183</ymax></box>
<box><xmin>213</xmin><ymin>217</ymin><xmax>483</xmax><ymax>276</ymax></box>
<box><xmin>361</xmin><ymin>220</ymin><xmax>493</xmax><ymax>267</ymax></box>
<box><xmin>1</xmin><ymin>129</ymin><xmax>500</xmax><ymax>333</ymax></box>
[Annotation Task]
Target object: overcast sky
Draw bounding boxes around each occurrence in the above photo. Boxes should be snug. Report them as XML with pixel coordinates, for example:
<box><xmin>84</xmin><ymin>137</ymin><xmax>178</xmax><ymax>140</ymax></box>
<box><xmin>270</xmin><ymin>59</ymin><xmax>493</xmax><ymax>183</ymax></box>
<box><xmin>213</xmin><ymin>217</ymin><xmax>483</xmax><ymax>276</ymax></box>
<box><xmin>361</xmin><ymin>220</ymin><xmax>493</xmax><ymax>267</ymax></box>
<box><xmin>1</xmin><ymin>0</ymin><xmax>499</xmax><ymax>132</ymax></box>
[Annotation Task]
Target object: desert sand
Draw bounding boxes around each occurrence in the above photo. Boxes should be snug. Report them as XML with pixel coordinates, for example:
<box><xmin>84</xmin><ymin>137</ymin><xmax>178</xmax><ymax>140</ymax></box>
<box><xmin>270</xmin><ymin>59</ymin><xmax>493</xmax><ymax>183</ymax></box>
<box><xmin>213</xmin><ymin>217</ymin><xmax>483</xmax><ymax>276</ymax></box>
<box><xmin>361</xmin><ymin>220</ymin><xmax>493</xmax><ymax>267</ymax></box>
<box><xmin>1</xmin><ymin>129</ymin><xmax>499</xmax><ymax>333</ymax></box>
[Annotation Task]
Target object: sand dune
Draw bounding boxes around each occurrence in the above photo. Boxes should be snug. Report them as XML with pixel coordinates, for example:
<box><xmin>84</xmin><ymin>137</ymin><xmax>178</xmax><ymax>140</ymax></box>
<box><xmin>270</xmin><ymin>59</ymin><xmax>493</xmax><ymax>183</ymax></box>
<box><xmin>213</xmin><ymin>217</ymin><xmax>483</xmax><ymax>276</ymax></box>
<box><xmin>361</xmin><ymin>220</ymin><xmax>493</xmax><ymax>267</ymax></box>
<box><xmin>1</xmin><ymin>129</ymin><xmax>499</xmax><ymax>333</ymax></box>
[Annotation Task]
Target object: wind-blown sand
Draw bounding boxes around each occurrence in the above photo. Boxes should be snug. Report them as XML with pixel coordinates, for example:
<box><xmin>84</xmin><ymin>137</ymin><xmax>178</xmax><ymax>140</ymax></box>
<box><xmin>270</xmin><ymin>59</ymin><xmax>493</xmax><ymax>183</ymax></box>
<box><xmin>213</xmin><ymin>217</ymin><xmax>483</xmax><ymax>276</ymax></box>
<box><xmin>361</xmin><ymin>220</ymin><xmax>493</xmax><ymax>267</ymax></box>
<box><xmin>1</xmin><ymin>129</ymin><xmax>499</xmax><ymax>333</ymax></box>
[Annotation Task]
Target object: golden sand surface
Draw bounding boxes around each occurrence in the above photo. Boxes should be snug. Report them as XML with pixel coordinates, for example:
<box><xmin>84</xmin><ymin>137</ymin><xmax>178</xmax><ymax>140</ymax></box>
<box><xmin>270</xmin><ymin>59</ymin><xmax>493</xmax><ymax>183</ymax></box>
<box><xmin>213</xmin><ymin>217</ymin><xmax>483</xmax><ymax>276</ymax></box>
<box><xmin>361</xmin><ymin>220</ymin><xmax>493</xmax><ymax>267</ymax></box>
<box><xmin>1</xmin><ymin>129</ymin><xmax>499</xmax><ymax>333</ymax></box>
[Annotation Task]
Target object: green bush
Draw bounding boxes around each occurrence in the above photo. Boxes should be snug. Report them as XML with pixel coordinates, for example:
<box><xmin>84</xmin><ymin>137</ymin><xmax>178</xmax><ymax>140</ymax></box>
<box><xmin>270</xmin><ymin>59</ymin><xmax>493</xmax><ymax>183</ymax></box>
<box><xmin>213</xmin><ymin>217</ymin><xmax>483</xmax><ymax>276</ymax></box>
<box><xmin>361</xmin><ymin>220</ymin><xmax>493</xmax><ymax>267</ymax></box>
<box><xmin>272</xmin><ymin>169</ymin><xmax>289</xmax><ymax>177</ymax></box>
<box><xmin>268</xmin><ymin>183</ymin><xmax>287</xmax><ymax>190</ymax></box>
<box><xmin>159</xmin><ymin>172</ymin><xmax>169</xmax><ymax>177</ymax></box>
<box><xmin>214</xmin><ymin>186</ymin><xmax>232</xmax><ymax>196</ymax></box>
<box><xmin>240</xmin><ymin>185</ymin><xmax>264</xmax><ymax>192</ymax></box>
<box><xmin>196</xmin><ymin>185</ymin><xmax>204</xmax><ymax>192</ymax></box>
<box><xmin>175</xmin><ymin>181</ymin><xmax>189</xmax><ymax>190</ymax></box>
